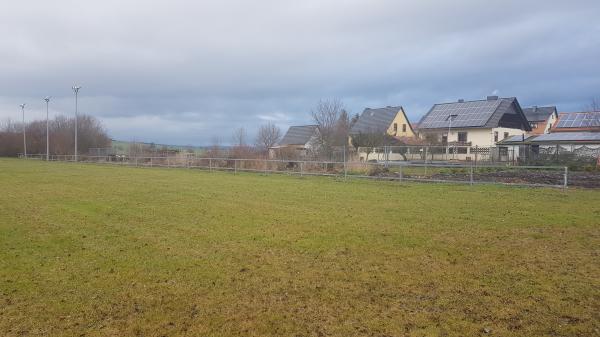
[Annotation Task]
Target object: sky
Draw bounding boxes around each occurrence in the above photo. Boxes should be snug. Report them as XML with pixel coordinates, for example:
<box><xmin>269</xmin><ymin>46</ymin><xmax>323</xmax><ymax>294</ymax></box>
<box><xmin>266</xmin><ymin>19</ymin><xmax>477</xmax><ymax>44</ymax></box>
<box><xmin>1</xmin><ymin>0</ymin><xmax>599</xmax><ymax>146</ymax></box>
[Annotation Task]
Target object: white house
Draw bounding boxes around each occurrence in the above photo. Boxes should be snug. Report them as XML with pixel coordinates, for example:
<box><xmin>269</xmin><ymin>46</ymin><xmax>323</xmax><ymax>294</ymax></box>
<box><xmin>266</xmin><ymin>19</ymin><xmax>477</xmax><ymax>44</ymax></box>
<box><xmin>417</xmin><ymin>96</ymin><xmax>531</xmax><ymax>146</ymax></box>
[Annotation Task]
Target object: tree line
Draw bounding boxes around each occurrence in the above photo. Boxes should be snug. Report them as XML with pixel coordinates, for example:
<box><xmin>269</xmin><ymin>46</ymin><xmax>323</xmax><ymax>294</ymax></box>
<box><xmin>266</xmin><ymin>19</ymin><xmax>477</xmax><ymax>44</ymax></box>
<box><xmin>0</xmin><ymin>115</ymin><xmax>111</xmax><ymax>157</ymax></box>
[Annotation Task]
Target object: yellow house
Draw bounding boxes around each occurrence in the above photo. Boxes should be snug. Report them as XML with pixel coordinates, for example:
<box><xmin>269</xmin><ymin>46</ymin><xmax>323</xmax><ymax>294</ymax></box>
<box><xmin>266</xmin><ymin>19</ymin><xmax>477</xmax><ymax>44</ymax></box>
<box><xmin>350</xmin><ymin>105</ymin><xmax>415</xmax><ymax>139</ymax></box>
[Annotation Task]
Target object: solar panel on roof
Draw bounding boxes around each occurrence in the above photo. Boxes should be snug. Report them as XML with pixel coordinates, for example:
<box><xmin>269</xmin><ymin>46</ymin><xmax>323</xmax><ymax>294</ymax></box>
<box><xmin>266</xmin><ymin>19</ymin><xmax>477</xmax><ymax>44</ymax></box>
<box><xmin>419</xmin><ymin>99</ymin><xmax>501</xmax><ymax>129</ymax></box>
<box><xmin>556</xmin><ymin>112</ymin><xmax>600</xmax><ymax>128</ymax></box>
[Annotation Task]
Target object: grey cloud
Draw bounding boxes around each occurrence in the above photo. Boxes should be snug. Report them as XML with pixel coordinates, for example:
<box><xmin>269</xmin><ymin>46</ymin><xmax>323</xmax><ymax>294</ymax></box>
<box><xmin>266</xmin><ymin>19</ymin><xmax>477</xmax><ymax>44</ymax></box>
<box><xmin>1</xmin><ymin>0</ymin><xmax>599</xmax><ymax>145</ymax></box>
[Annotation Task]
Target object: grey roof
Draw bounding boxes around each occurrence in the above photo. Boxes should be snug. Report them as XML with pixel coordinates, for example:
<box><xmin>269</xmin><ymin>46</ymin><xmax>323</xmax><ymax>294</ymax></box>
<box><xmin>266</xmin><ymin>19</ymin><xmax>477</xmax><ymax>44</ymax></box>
<box><xmin>350</xmin><ymin>106</ymin><xmax>403</xmax><ymax>134</ymax></box>
<box><xmin>555</xmin><ymin>111</ymin><xmax>600</xmax><ymax>128</ymax></box>
<box><xmin>418</xmin><ymin>97</ymin><xmax>531</xmax><ymax>131</ymax></box>
<box><xmin>278</xmin><ymin>125</ymin><xmax>318</xmax><ymax>146</ymax></box>
<box><xmin>522</xmin><ymin>106</ymin><xmax>557</xmax><ymax>122</ymax></box>
<box><xmin>499</xmin><ymin>132</ymin><xmax>600</xmax><ymax>144</ymax></box>
<box><xmin>532</xmin><ymin>132</ymin><xmax>600</xmax><ymax>143</ymax></box>
<box><xmin>501</xmin><ymin>134</ymin><xmax>535</xmax><ymax>143</ymax></box>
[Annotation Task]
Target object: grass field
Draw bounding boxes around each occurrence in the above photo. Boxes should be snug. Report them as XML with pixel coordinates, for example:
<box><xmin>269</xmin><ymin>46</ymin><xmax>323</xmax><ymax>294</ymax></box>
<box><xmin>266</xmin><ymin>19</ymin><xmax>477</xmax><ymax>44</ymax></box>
<box><xmin>1</xmin><ymin>158</ymin><xmax>599</xmax><ymax>337</ymax></box>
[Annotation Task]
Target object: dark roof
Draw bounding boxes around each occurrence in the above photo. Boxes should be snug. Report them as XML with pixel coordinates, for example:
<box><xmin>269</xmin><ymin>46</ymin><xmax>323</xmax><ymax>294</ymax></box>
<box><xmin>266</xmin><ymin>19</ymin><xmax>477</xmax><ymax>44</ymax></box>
<box><xmin>533</xmin><ymin>132</ymin><xmax>600</xmax><ymax>143</ymax></box>
<box><xmin>418</xmin><ymin>97</ymin><xmax>531</xmax><ymax>131</ymax></box>
<box><xmin>350</xmin><ymin>106</ymin><xmax>403</xmax><ymax>134</ymax></box>
<box><xmin>278</xmin><ymin>125</ymin><xmax>318</xmax><ymax>146</ymax></box>
<box><xmin>498</xmin><ymin>132</ymin><xmax>600</xmax><ymax>144</ymax></box>
<box><xmin>554</xmin><ymin>111</ymin><xmax>600</xmax><ymax>129</ymax></box>
<box><xmin>522</xmin><ymin>106</ymin><xmax>557</xmax><ymax>122</ymax></box>
<box><xmin>497</xmin><ymin>134</ymin><xmax>536</xmax><ymax>144</ymax></box>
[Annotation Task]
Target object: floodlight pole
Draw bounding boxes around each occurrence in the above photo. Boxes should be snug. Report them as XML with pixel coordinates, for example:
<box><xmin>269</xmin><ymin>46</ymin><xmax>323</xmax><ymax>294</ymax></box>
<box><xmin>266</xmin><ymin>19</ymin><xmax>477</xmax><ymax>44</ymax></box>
<box><xmin>72</xmin><ymin>85</ymin><xmax>81</xmax><ymax>161</ymax></box>
<box><xmin>20</xmin><ymin>104</ymin><xmax>26</xmax><ymax>158</ymax></box>
<box><xmin>44</xmin><ymin>97</ymin><xmax>51</xmax><ymax>161</ymax></box>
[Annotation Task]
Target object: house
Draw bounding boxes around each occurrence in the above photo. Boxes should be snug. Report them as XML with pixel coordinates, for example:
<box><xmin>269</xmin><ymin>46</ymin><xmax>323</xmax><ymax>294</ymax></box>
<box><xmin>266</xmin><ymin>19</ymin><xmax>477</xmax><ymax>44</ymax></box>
<box><xmin>349</xmin><ymin>106</ymin><xmax>417</xmax><ymax>161</ymax></box>
<box><xmin>551</xmin><ymin>111</ymin><xmax>600</xmax><ymax>133</ymax></box>
<box><xmin>522</xmin><ymin>106</ymin><xmax>558</xmax><ymax>134</ymax></box>
<box><xmin>417</xmin><ymin>96</ymin><xmax>531</xmax><ymax>149</ymax></box>
<box><xmin>269</xmin><ymin>125</ymin><xmax>319</xmax><ymax>159</ymax></box>
<box><xmin>350</xmin><ymin>106</ymin><xmax>415</xmax><ymax>139</ymax></box>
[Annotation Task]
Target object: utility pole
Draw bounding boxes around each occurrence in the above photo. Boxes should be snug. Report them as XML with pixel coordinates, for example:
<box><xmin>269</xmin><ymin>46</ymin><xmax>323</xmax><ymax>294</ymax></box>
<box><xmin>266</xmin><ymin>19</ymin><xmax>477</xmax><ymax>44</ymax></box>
<box><xmin>20</xmin><ymin>104</ymin><xmax>26</xmax><ymax>158</ymax></box>
<box><xmin>44</xmin><ymin>97</ymin><xmax>51</xmax><ymax>161</ymax></box>
<box><xmin>72</xmin><ymin>85</ymin><xmax>81</xmax><ymax>161</ymax></box>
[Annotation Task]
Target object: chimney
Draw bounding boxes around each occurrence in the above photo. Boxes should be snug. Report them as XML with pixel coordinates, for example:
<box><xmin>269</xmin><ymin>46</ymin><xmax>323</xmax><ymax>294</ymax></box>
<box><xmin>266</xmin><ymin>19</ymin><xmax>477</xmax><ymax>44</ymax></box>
<box><xmin>532</xmin><ymin>105</ymin><xmax>538</xmax><ymax>112</ymax></box>
<box><xmin>458</xmin><ymin>99</ymin><xmax>465</xmax><ymax>103</ymax></box>
<box><xmin>487</xmin><ymin>96</ymin><xmax>499</xmax><ymax>101</ymax></box>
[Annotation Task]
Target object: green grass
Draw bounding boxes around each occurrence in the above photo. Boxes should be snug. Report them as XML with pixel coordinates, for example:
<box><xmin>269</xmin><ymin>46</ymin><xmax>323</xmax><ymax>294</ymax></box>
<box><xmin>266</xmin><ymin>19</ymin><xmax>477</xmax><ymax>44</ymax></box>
<box><xmin>1</xmin><ymin>158</ymin><xmax>599</xmax><ymax>337</ymax></box>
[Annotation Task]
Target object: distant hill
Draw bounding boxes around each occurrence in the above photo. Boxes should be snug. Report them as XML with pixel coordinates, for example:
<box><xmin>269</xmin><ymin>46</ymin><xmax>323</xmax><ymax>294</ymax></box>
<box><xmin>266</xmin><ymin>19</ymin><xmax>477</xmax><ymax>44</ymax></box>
<box><xmin>111</xmin><ymin>140</ymin><xmax>208</xmax><ymax>155</ymax></box>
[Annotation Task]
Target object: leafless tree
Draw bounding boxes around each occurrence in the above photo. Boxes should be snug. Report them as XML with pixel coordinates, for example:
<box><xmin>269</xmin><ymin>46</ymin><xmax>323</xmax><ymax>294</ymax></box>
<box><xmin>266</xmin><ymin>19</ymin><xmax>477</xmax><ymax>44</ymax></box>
<box><xmin>586</xmin><ymin>98</ymin><xmax>600</xmax><ymax>112</ymax></box>
<box><xmin>350</xmin><ymin>131</ymin><xmax>404</xmax><ymax>161</ymax></box>
<box><xmin>255</xmin><ymin>122</ymin><xmax>281</xmax><ymax>152</ymax></box>
<box><xmin>0</xmin><ymin>114</ymin><xmax>110</xmax><ymax>157</ymax></box>
<box><xmin>205</xmin><ymin>136</ymin><xmax>222</xmax><ymax>157</ymax></box>
<box><xmin>311</xmin><ymin>98</ymin><xmax>349</xmax><ymax>157</ymax></box>
<box><xmin>231</xmin><ymin>127</ymin><xmax>247</xmax><ymax>147</ymax></box>
<box><xmin>584</xmin><ymin>98</ymin><xmax>600</xmax><ymax>126</ymax></box>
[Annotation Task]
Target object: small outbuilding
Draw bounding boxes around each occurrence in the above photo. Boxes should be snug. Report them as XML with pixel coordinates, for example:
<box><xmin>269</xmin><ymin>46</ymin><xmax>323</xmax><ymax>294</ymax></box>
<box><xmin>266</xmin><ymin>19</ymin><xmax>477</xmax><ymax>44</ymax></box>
<box><xmin>269</xmin><ymin>125</ymin><xmax>320</xmax><ymax>159</ymax></box>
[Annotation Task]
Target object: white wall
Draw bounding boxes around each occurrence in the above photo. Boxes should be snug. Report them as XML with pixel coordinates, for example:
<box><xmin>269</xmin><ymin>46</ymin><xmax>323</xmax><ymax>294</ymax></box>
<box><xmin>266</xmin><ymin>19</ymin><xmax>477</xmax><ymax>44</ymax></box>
<box><xmin>421</xmin><ymin>127</ymin><xmax>527</xmax><ymax>147</ymax></box>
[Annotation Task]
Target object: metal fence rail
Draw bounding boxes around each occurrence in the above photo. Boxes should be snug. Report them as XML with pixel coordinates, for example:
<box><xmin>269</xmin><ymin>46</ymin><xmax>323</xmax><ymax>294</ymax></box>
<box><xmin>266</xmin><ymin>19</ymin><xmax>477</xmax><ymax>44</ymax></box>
<box><xmin>19</xmin><ymin>154</ymin><xmax>571</xmax><ymax>189</ymax></box>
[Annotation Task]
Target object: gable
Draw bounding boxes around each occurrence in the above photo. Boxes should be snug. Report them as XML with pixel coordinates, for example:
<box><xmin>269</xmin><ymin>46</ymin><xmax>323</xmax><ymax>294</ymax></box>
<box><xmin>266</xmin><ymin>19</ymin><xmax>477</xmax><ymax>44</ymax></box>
<box><xmin>386</xmin><ymin>108</ymin><xmax>415</xmax><ymax>138</ymax></box>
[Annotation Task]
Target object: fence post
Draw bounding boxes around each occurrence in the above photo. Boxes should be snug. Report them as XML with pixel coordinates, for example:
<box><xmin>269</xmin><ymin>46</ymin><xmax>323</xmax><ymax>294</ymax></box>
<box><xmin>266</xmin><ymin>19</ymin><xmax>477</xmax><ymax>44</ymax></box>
<box><xmin>470</xmin><ymin>165</ymin><xmax>474</xmax><ymax>186</ymax></box>
<box><xmin>264</xmin><ymin>159</ymin><xmax>268</xmax><ymax>175</ymax></box>
<box><xmin>424</xmin><ymin>146</ymin><xmax>429</xmax><ymax>176</ymax></box>
<box><xmin>563</xmin><ymin>167</ymin><xmax>568</xmax><ymax>191</ymax></box>
<box><xmin>475</xmin><ymin>145</ymin><xmax>478</xmax><ymax>168</ymax></box>
<box><xmin>399</xmin><ymin>165</ymin><xmax>403</xmax><ymax>182</ymax></box>
<box><xmin>343</xmin><ymin>146</ymin><xmax>347</xmax><ymax>180</ymax></box>
<box><xmin>300</xmin><ymin>161</ymin><xmax>303</xmax><ymax>177</ymax></box>
<box><xmin>167</xmin><ymin>157</ymin><xmax>170</xmax><ymax>167</ymax></box>
<box><xmin>234</xmin><ymin>159</ymin><xmax>237</xmax><ymax>174</ymax></box>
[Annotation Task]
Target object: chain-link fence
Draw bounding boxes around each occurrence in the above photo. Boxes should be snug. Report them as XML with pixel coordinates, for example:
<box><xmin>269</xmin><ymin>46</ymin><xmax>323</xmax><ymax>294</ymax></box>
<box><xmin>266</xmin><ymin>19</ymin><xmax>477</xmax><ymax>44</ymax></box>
<box><xmin>18</xmin><ymin>153</ymin><xmax>592</xmax><ymax>188</ymax></box>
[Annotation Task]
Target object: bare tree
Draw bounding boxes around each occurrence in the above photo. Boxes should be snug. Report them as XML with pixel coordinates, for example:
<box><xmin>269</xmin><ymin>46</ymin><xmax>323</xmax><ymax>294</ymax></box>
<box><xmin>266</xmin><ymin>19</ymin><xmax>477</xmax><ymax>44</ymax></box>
<box><xmin>231</xmin><ymin>127</ymin><xmax>247</xmax><ymax>147</ymax></box>
<box><xmin>0</xmin><ymin>114</ymin><xmax>110</xmax><ymax>157</ymax></box>
<box><xmin>584</xmin><ymin>98</ymin><xmax>600</xmax><ymax>126</ymax></box>
<box><xmin>335</xmin><ymin>109</ymin><xmax>351</xmax><ymax>146</ymax></box>
<box><xmin>205</xmin><ymin>136</ymin><xmax>222</xmax><ymax>157</ymax></box>
<box><xmin>311</xmin><ymin>98</ymin><xmax>347</xmax><ymax>156</ymax></box>
<box><xmin>586</xmin><ymin>98</ymin><xmax>600</xmax><ymax>112</ymax></box>
<box><xmin>351</xmin><ymin>131</ymin><xmax>407</xmax><ymax>161</ymax></box>
<box><xmin>255</xmin><ymin>122</ymin><xmax>281</xmax><ymax>152</ymax></box>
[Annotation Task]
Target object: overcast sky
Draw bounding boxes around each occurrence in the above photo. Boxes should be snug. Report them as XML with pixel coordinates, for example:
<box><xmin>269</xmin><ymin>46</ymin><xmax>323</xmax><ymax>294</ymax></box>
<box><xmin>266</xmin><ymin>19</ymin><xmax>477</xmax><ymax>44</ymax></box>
<box><xmin>1</xmin><ymin>0</ymin><xmax>599</xmax><ymax>145</ymax></box>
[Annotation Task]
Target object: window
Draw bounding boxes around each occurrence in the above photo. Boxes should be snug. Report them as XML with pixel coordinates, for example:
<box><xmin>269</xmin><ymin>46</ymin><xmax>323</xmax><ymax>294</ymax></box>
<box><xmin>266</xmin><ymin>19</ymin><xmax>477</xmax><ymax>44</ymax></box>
<box><xmin>393</xmin><ymin>123</ymin><xmax>398</xmax><ymax>134</ymax></box>
<box><xmin>504</xmin><ymin>132</ymin><xmax>509</xmax><ymax>139</ymax></box>
<box><xmin>457</xmin><ymin>132</ymin><xmax>467</xmax><ymax>142</ymax></box>
<box><xmin>494</xmin><ymin>131</ymin><xmax>499</xmax><ymax>142</ymax></box>
<box><xmin>442</xmin><ymin>135</ymin><xmax>448</xmax><ymax>145</ymax></box>
<box><xmin>402</xmin><ymin>124</ymin><xmax>407</xmax><ymax>132</ymax></box>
